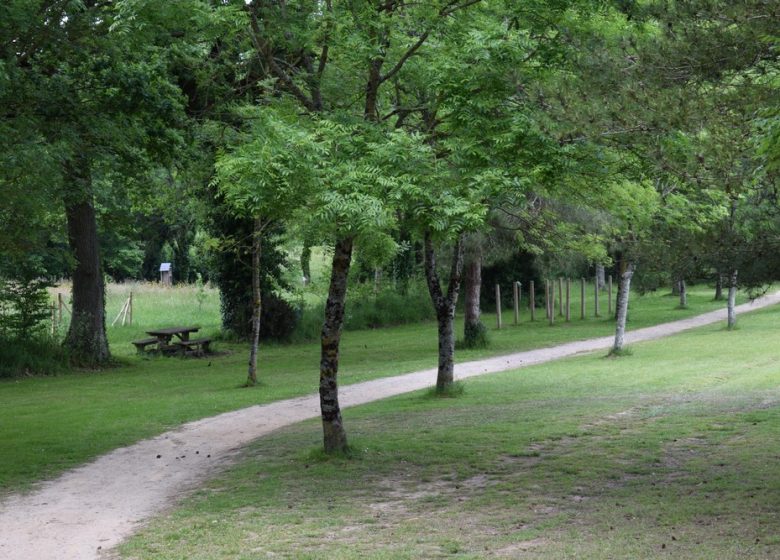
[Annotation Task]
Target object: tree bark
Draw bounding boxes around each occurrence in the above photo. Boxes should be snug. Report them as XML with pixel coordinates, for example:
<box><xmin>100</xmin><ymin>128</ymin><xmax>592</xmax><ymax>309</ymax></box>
<box><xmin>596</xmin><ymin>264</ymin><xmax>606</xmax><ymax>291</ymax></box>
<box><xmin>727</xmin><ymin>269</ymin><xmax>738</xmax><ymax>329</ymax></box>
<box><xmin>463</xmin><ymin>250</ymin><xmax>482</xmax><ymax>335</ymax></box>
<box><xmin>300</xmin><ymin>243</ymin><xmax>312</xmax><ymax>286</ymax></box>
<box><xmin>678</xmin><ymin>278</ymin><xmax>687</xmax><ymax>308</ymax></box>
<box><xmin>247</xmin><ymin>217</ymin><xmax>262</xmax><ymax>387</ymax></box>
<box><xmin>63</xmin><ymin>158</ymin><xmax>110</xmax><ymax>367</ymax></box>
<box><xmin>714</xmin><ymin>273</ymin><xmax>723</xmax><ymax>300</ymax></box>
<box><xmin>423</xmin><ymin>232</ymin><xmax>464</xmax><ymax>392</ymax></box>
<box><xmin>611</xmin><ymin>262</ymin><xmax>635</xmax><ymax>354</ymax></box>
<box><xmin>320</xmin><ymin>236</ymin><xmax>354</xmax><ymax>453</ymax></box>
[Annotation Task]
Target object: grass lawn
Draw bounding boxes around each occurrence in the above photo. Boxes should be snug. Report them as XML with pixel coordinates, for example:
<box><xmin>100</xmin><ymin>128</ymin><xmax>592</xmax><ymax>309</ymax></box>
<box><xmin>0</xmin><ymin>283</ymin><xmax>750</xmax><ymax>492</ymax></box>
<box><xmin>118</xmin><ymin>304</ymin><xmax>780</xmax><ymax>560</ymax></box>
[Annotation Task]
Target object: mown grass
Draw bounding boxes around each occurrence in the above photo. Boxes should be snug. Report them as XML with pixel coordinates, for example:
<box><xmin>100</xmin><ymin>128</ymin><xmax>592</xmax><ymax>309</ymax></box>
<box><xmin>119</xmin><ymin>305</ymin><xmax>780</xmax><ymax>560</ymax></box>
<box><xmin>0</xmin><ymin>283</ymin><xmax>748</xmax><ymax>492</ymax></box>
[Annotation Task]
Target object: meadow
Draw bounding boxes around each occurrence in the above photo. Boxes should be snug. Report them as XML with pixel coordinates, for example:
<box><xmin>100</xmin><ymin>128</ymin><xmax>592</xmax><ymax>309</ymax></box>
<box><xmin>118</xmin><ymin>304</ymin><xmax>780</xmax><ymax>559</ymax></box>
<box><xmin>0</xmin><ymin>281</ymin><xmax>747</xmax><ymax>493</ymax></box>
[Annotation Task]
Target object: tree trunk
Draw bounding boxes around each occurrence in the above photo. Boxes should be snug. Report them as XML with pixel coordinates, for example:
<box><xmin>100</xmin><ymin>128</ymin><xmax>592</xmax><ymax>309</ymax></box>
<box><xmin>462</xmin><ymin>247</ymin><xmax>487</xmax><ymax>347</ymax></box>
<box><xmin>463</xmin><ymin>251</ymin><xmax>482</xmax><ymax>333</ymax></box>
<box><xmin>247</xmin><ymin>217</ymin><xmax>262</xmax><ymax>387</ymax></box>
<box><xmin>423</xmin><ymin>233</ymin><xmax>464</xmax><ymax>392</ymax></box>
<box><xmin>63</xmin><ymin>158</ymin><xmax>110</xmax><ymax>367</ymax></box>
<box><xmin>727</xmin><ymin>269</ymin><xmax>738</xmax><ymax>329</ymax></box>
<box><xmin>300</xmin><ymin>243</ymin><xmax>312</xmax><ymax>286</ymax></box>
<box><xmin>714</xmin><ymin>273</ymin><xmax>723</xmax><ymax>300</ymax></box>
<box><xmin>678</xmin><ymin>278</ymin><xmax>687</xmax><ymax>308</ymax></box>
<box><xmin>320</xmin><ymin>236</ymin><xmax>354</xmax><ymax>454</ymax></box>
<box><xmin>596</xmin><ymin>264</ymin><xmax>606</xmax><ymax>291</ymax></box>
<box><xmin>611</xmin><ymin>262</ymin><xmax>635</xmax><ymax>354</ymax></box>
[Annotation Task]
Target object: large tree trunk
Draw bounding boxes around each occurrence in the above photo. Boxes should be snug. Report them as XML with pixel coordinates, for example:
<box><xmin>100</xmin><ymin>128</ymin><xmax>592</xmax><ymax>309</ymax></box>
<box><xmin>423</xmin><ymin>232</ymin><xmax>464</xmax><ymax>392</ymax></box>
<box><xmin>247</xmin><ymin>217</ymin><xmax>262</xmax><ymax>387</ymax></box>
<box><xmin>319</xmin><ymin>236</ymin><xmax>354</xmax><ymax>454</ymax></box>
<box><xmin>63</xmin><ymin>158</ymin><xmax>110</xmax><ymax>367</ymax></box>
<box><xmin>611</xmin><ymin>262</ymin><xmax>635</xmax><ymax>354</ymax></box>
<box><xmin>462</xmin><ymin>246</ymin><xmax>484</xmax><ymax>347</ymax></box>
<box><xmin>678</xmin><ymin>278</ymin><xmax>687</xmax><ymax>308</ymax></box>
<box><xmin>727</xmin><ymin>269</ymin><xmax>738</xmax><ymax>329</ymax></box>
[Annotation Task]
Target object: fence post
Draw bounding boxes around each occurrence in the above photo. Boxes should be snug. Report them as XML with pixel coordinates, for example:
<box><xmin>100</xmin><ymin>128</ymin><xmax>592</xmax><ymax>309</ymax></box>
<box><xmin>530</xmin><ymin>280</ymin><xmax>536</xmax><ymax>321</ymax></box>
<box><xmin>566</xmin><ymin>278</ymin><xmax>571</xmax><ymax>322</ymax></box>
<box><xmin>581</xmin><ymin>278</ymin><xmax>586</xmax><ymax>319</ymax></box>
<box><xmin>608</xmin><ymin>276</ymin><xmax>613</xmax><ymax>316</ymax></box>
<box><xmin>51</xmin><ymin>302</ymin><xmax>56</xmax><ymax>336</ymax></box>
<box><xmin>128</xmin><ymin>291</ymin><xmax>133</xmax><ymax>325</ymax></box>
<box><xmin>496</xmin><ymin>284</ymin><xmax>502</xmax><ymax>329</ymax></box>
<box><xmin>513</xmin><ymin>282</ymin><xmax>520</xmax><ymax>325</ymax></box>
<box><xmin>58</xmin><ymin>293</ymin><xmax>63</xmax><ymax>323</ymax></box>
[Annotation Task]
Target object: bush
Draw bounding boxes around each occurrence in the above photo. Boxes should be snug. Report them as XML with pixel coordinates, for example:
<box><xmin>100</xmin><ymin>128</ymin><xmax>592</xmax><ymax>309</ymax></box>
<box><xmin>0</xmin><ymin>258</ymin><xmax>53</xmax><ymax>340</ymax></box>
<box><xmin>291</xmin><ymin>279</ymin><xmax>435</xmax><ymax>342</ymax></box>
<box><xmin>0</xmin><ymin>335</ymin><xmax>69</xmax><ymax>378</ymax></box>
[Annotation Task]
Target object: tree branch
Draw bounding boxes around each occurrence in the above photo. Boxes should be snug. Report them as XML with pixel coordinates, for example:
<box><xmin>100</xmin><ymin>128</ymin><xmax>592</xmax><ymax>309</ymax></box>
<box><xmin>379</xmin><ymin>0</ymin><xmax>484</xmax><ymax>84</ymax></box>
<box><xmin>245</xmin><ymin>5</ymin><xmax>317</xmax><ymax>112</ymax></box>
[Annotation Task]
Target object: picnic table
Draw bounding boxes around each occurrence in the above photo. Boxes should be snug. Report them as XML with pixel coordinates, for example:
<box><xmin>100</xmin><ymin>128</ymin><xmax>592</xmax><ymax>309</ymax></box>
<box><xmin>132</xmin><ymin>326</ymin><xmax>211</xmax><ymax>356</ymax></box>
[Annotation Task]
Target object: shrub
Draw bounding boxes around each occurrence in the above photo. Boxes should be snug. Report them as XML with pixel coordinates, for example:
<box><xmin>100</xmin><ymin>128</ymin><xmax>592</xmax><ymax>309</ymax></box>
<box><xmin>291</xmin><ymin>279</ymin><xmax>435</xmax><ymax>342</ymax></box>
<box><xmin>0</xmin><ymin>258</ymin><xmax>53</xmax><ymax>340</ymax></box>
<box><xmin>0</xmin><ymin>335</ymin><xmax>69</xmax><ymax>378</ymax></box>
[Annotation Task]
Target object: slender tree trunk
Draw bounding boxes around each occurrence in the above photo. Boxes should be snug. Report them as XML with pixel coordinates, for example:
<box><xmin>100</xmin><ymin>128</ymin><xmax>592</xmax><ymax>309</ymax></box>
<box><xmin>462</xmin><ymin>247</ymin><xmax>486</xmax><ymax>347</ymax></box>
<box><xmin>714</xmin><ymin>273</ymin><xmax>723</xmax><ymax>301</ymax></box>
<box><xmin>423</xmin><ymin>233</ymin><xmax>464</xmax><ymax>392</ymax></box>
<box><xmin>611</xmin><ymin>262</ymin><xmax>635</xmax><ymax>354</ymax></box>
<box><xmin>727</xmin><ymin>269</ymin><xmax>738</xmax><ymax>329</ymax></box>
<box><xmin>300</xmin><ymin>243</ymin><xmax>312</xmax><ymax>286</ymax></box>
<box><xmin>596</xmin><ymin>264</ymin><xmax>606</xmax><ymax>291</ymax></box>
<box><xmin>247</xmin><ymin>217</ymin><xmax>262</xmax><ymax>387</ymax></box>
<box><xmin>463</xmin><ymin>251</ymin><xmax>482</xmax><ymax>332</ymax></box>
<box><xmin>320</xmin><ymin>236</ymin><xmax>354</xmax><ymax>454</ymax></box>
<box><xmin>678</xmin><ymin>278</ymin><xmax>687</xmax><ymax>308</ymax></box>
<box><xmin>63</xmin><ymin>158</ymin><xmax>110</xmax><ymax>367</ymax></box>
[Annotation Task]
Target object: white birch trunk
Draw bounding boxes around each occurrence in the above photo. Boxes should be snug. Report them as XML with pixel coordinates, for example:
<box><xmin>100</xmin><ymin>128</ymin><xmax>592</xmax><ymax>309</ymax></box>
<box><xmin>612</xmin><ymin>262</ymin><xmax>635</xmax><ymax>353</ymax></box>
<box><xmin>727</xmin><ymin>270</ymin><xmax>738</xmax><ymax>329</ymax></box>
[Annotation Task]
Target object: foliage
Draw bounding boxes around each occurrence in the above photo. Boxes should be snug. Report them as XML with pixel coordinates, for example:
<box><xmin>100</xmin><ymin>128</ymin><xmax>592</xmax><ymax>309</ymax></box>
<box><xmin>0</xmin><ymin>258</ymin><xmax>54</xmax><ymax>341</ymax></box>
<box><xmin>0</xmin><ymin>336</ymin><xmax>69</xmax><ymax>379</ymax></box>
<box><xmin>291</xmin><ymin>280</ymin><xmax>436</xmax><ymax>343</ymax></box>
<box><xmin>204</xmin><ymin>201</ymin><xmax>292</xmax><ymax>341</ymax></box>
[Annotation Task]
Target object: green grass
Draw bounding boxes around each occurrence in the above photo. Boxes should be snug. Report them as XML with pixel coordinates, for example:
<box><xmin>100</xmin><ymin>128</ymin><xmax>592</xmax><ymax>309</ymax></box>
<box><xmin>0</xmin><ymin>283</ymin><xmax>749</xmax><ymax>492</ymax></box>
<box><xmin>118</xmin><ymin>305</ymin><xmax>780</xmax><ymax>559</ymax></box>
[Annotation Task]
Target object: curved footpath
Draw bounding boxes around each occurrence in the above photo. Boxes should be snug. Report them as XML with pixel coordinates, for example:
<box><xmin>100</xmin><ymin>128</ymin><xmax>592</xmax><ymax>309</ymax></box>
<box><xmin>2</xmin><ymin>293</ymin><xmax>779</xmax><ymax>559</ymax></box>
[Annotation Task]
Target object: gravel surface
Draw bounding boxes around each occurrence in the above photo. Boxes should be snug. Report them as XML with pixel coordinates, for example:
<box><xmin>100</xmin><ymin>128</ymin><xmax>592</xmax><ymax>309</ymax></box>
<box><xmin>1</xmin><ymin>293</ymin><xmax>778</xmax><ymax>560</ymax></box>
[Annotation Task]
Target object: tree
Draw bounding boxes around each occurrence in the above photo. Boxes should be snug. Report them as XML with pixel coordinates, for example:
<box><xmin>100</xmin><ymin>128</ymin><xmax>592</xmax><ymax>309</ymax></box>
<box><xmin>2</xmin><ymin>0</ymin><xmax>189</xmax><ymax>365</ymax></box>
<box><xmin>215</xmin><ymin>106</ymin><xmax>322</xmax><ymax>386</ymax></box>
<box><xmin>231</xmin><ymin>0</ymin><xmax>488</xmax><ymax>451</ymax></box>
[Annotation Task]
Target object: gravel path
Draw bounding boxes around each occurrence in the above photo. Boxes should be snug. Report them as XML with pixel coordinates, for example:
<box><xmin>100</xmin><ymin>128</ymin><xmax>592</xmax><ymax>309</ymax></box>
<box><xmin>2</xmin><ymin>293</ymin><xmax>778</xmax><ymax>560</ymax></box>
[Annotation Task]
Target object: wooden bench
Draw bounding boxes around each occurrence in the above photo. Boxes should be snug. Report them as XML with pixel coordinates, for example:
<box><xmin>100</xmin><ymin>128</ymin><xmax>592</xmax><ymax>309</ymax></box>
<box><xmin>175</xmin><ymin>337</ymin><xmax>212</xmax><ymax>357</ymax></box>
<box><xmin>132</xmin><ymin>337</ymin><xmax>162</xmax><ymax>354</ymax></box>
